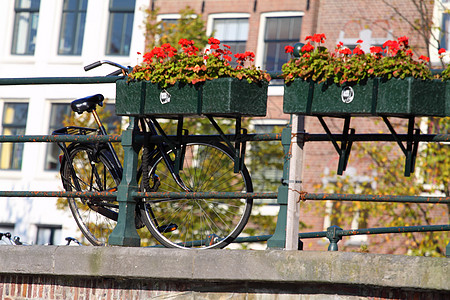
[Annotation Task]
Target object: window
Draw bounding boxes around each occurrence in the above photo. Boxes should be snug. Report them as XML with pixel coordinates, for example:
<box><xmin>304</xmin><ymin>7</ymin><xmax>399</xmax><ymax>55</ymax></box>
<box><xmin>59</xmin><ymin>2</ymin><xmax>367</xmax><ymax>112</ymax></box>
<box><xmin>441</xmin><ymin>14</ymin><xmax>450</xmax><ymax>50</ymax></box>
<box><xmin>45</xmin><ymin>103</ymin><xmax>73</xmax><ymax>170</ymax></box>
<box><xmin>213</xmin><ymin>18</ymin><xmax>249</xmax><ymax>66</ymax></box>
<box><xmin>106</xmin><ymin>0</ymin><xmax>135</xmax><ymax>56</ymax></box>
<box><xmin>1</xmin><ymin>103</ymin><xmax>28</xmax><ymax>170</ymax></box>
<box><xmin>263</xmin><ymin>16</ymin><xmax>302</xmax><ymax>72</ymax></box>
<box><xmin>35</xmin><ymin>224</ymin><xmax>62</xmax><ymax>245</ymax></box>
<box><xmin>58</xmin><ymin>0</ymin><xmax>88</xmax><ymax>55</ymax></box>
<box><xmin>11</xmin><ymin>0</ymin><xmax>41</xmax><ymax>55</ymax></box>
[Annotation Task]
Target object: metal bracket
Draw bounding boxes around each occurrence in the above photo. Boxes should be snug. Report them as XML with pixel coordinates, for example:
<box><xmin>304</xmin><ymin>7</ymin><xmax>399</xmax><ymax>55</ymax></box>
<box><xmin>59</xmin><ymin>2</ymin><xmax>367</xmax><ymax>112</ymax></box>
<box><xmin>205</xmin><ymin>115</ymin><xmax>247</xmax><ymax>173</ymax></box>
<box><xmin>382</xmin><ymin>116</ymin><xmax>419</xmax><ymax>177</ymax></box>
<box><xmin>317</xmin><ymin>116</ymin><xmax>355</xmax><ymax>175</ymax></box>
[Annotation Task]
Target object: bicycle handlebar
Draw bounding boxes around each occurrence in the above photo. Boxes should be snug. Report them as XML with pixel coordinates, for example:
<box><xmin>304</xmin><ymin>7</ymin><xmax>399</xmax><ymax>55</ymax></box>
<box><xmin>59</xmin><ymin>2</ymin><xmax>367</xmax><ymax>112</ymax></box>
<box><xmin>84</xmin><ymin>60</ymin><xmax>130</xmax><ymax>76</ymax></box>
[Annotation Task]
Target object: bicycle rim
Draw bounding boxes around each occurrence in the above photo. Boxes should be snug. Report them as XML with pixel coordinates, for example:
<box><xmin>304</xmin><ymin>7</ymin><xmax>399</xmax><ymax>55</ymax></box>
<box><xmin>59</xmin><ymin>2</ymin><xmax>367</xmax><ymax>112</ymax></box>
<box><xmin>61</xmin><ymin>145</ymin><xmax>120</xmax><ymax>246</ymax></box>
<box><xmin>140</xmin><ymin>142</ymin><xmax>253</xmax><ymax>249</ymax></box>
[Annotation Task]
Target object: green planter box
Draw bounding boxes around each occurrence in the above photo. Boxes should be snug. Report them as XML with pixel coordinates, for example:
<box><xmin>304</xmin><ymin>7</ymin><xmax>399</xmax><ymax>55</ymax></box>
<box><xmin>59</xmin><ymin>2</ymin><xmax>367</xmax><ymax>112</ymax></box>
<box><xmin>116</xmin><ymin>80</ymin><xmax>201</xmax><ymax>117</ymax></box>
<box><xmin>377</xmin><ymin>78</ymin><xmax>446</xmax><ymax>117</ymax></box>
<box><xmin>444</xmin><ymin>81</ymin><xmax>450</xmax><ymax>117</ymax></box>
<box><xmin>283</xmin><ymin>78</ymin><xmax>447</xmax><ymax>117</ymax></box>
<box><xmin>202</xmin><ymin>78</ymin><xmax>268</xmax><ymax>117</ymax></box>
<box><xmin>283</xmin><ymin>78</ymin><xmax>376</xmax><ymax>116</ymax></box>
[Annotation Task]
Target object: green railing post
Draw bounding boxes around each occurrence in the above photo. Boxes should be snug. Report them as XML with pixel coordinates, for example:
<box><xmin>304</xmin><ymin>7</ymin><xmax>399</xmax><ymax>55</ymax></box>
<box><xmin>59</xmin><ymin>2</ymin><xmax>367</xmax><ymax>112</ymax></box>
<box><xmin>446</xmin><ymin>241</ymin><xmax>450</xmax><ymax>258</ymax></box>
<box><xmin>267</xmin><ymin>124</ymin><xmax>292</xmax><ymax>249</ymax></box>
<box><xmin>108</xmin><ymin>117</ymin><xmax>141</xmax><ymax>246</ymax></box>
<box><xmin>326</xmin><ymin>225</ymin><xmax>343</xmax><ymax>251</ymax></box>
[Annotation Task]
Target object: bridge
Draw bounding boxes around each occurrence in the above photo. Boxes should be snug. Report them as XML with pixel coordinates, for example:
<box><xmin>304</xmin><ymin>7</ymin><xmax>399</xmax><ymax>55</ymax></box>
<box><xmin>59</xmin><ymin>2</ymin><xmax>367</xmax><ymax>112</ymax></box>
<box><xmin>0</xmin><ymin>246</ymin><xmax>448</xmax><ymax>299</ymax></box>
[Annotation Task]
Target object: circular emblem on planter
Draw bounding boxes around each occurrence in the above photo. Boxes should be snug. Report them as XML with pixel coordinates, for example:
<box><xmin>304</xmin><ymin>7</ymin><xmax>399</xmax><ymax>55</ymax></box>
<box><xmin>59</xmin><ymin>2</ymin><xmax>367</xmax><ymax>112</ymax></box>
<box><xmin>160</xmin><ymin>89</ymin><xmax>171</xmax><ymax>104</ymax></box>
<box><xmin>341</xmin><ymin>86</ymin><xmax>354</xmax><ymax>104</ymax></box>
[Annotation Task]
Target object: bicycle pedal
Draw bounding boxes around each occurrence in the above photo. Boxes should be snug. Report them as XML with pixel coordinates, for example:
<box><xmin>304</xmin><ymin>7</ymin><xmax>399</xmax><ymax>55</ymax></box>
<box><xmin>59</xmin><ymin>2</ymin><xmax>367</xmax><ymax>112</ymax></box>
<box><xmin>157</xmin><ymin>223</ymin><xmax>178</xmax><ymax>233</ymax></box>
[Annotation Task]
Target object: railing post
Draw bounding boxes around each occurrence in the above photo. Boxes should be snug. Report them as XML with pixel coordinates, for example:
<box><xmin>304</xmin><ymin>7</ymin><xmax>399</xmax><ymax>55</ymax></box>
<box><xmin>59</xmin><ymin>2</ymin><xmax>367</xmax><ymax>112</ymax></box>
<box><xmin>326</xmin><ymin>225</ymin><xmax>342</xmax><ymax>251</ymax></box>
<box><xmin>267</xmin><ymin>124</ymin><xmax>291</xmax><ymax>249</ymax></box>
<box><xmin>108</xmin><ymin>117</ymin><xmax>141</xmax><ymax>247</ymax></box>
<box><xmin>446</xmin><ymin>241</ymin><xmax>450</xmax><ymax>258</ymax></box>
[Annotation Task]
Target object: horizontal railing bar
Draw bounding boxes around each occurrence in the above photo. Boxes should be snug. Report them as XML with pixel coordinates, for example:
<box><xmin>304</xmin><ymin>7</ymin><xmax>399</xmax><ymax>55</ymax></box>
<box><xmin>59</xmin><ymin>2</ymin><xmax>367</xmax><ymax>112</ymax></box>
<box><xmin>0</xmin><ymin>76</ymin><xmax>122</xmax><ymax>85</ymax></box>
<box><xmin>305</xmin><ymin>193</ymin><xmax>450</xmax><ymax>204</ymax></box>
<box><xmin>232</xmin><ymin>224</ymin><xmax>450</xmax><ymax>243</ymax></box>
<box><xmin>0</xmin><ymin>191</ymin><xmax>116</xmax><ymax>198</ymax></box>
<box><xmin>134</xmin><ymin>191</ymin><xmax>277</xmax><ymax>199</ymax></box>
<box><xmin>1</xmin><ymin>133</ymin><xmax>449</xmax><ymax>144</ymax></box>
<box><xmin>340</xmin><ymin>224</ymin><xmax>450</xmax><ymax>236</ymax></box>
<box><xmin>0</xmin><ymin>135</ymin><xmax>122</xmax><ymax>143</ymax></box>
<box><xmin>1</xmin><ymin>191</ymin><xmax>448</xmax><ymax>204</ymax></box>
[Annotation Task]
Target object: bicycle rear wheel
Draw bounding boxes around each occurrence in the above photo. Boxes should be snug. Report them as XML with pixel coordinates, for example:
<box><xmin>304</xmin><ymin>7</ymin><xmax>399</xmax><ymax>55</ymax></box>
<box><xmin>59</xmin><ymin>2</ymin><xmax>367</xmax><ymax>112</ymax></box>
<box><xmin>139</xmin><ymin>142</ymin><xmax>253</xmax><ymax>249</ymax></box>
<box><xmin>61</xmin><ymin>144</ymin><xmax>121</xmax><ymax>246</ymax></box>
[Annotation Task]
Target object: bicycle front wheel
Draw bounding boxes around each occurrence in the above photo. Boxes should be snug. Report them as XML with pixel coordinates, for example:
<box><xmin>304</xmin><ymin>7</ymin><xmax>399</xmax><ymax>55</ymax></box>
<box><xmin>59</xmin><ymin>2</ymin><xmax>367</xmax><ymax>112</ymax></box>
<box><xmin>140</xmin><ymin>142</ymin><xmax>253</xmax><ymax>249</ymax></box>
<box><xmin>61</xmin><ymin>144</ymin><xmax>121</xmax><ymax>246</ymax></box>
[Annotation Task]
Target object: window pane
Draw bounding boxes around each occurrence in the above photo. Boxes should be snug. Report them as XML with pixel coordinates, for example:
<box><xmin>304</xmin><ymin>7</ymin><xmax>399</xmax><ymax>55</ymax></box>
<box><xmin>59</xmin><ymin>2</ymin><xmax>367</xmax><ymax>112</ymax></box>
<box><xmin>12</xmin><ymin>0</ymin><xmax>40</xmax><ymax>55</ymax></box>
<box><xmin>263</xmin><ymin>16</ymin><xmax>302</xmax><ymax>72</ymax></box>
<box><xmin>1</xmin><ymin>103</ymin><xmax>28</xmax><ymax>170</ymax></box>
<box><xmin>36</xmin><ymin>225</ymin><xmax>62</xmax><ymax>245</ymax></box>
<box><xmin>16</xmin><ymin>0</ymin><xmax>40</xmax><ymax>9</ymax></box>
<box><xmin>110</xmin><ymin>0</ymin><xmax>135</xmax><ymax>10</ymax></box>
<box><xmin>106</xmin><ymin>0</ymin><xmax>135</xmax><ymax>56</ymax></box>
<box><xmin>213</xmin><ymin>18</ymin><xmax>249</xmax><ymax>67</ymax></box>
<box><xmin>58</xmin><ymin>0</ymin><xmax>87</xmax><ymax>55</ymax></box>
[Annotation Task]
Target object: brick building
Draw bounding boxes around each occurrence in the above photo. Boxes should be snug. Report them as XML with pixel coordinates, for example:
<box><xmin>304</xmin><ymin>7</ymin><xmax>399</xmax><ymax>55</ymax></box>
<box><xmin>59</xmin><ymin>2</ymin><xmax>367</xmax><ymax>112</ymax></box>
<box><xmin>0</xmin><ymin>0</ymin><xmax>446</xmax><ymax>252</ymax></box>
<box><xmin>149</xmin><ymin>0</ymin><xmax>447</xmax><ymax>253</ymax></box>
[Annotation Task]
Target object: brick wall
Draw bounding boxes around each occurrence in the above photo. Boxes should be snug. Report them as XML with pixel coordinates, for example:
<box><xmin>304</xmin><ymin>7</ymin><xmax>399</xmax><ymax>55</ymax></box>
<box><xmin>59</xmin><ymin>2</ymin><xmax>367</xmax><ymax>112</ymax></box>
<box><xmin>144</xmin><ymin>0</ymin><xmax>447</xmax><ymax>254</ymax></box>
<box><xmin>1</xmin><ymin>274</ymin><xmax>448</xmax><ymax>300</ymax></box>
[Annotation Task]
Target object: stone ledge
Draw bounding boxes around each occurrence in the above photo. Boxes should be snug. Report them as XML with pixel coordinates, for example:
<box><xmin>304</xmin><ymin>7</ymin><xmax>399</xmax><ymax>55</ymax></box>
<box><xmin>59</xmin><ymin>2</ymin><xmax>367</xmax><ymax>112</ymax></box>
<box><xmin>0</xmin><ymin>246</ymin><xmax>448</xmax><ymax>291</ymax></box>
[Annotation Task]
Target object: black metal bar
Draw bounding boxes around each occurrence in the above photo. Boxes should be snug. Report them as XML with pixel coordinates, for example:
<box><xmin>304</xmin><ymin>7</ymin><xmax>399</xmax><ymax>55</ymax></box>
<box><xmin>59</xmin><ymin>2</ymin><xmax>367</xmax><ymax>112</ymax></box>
<box><xmin>382</xmin><ymin>116</ymin><xmax>407</xmax><ymax>155</ymax></box>
<box><xmin>316</xmin><ymin>116</ymin><xmax>341</xmax><ymax>154</ymax></box>
<box><xmin>0</xmin><ymin>76</ymin><xmax>121</xmax><ymax>85</ymax></box>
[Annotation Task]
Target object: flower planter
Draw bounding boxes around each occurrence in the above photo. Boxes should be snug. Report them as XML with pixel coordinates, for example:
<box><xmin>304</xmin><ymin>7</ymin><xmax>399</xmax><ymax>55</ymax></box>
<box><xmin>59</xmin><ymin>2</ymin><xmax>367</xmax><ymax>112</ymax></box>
<box><xmin>202</xmin><ymin>78</ymin><xmax>268</xmax><ymax>117</ymax></box>
<box><xmin>115</xmin><ymin>79</ymin><xmax>201</xmax><ymax>117</ymax></box>
<box><xmin>283</xmin><ymin>78</ymin><xmax>447</xmax><ymax>117</ymax></box>
<box><xmin>376</xmin><ymin>78</ymin><xmax>446</xmax><ymax>117</ymax></box>
<box><xmin>116</xmin><ymin>78</ymin><xmax>268</xmax><ymax>118</ymax></box>
<box><xmin>283</xmin><ymin>78</ymin><xmax>377</xmax><ymax>116</ymax></box>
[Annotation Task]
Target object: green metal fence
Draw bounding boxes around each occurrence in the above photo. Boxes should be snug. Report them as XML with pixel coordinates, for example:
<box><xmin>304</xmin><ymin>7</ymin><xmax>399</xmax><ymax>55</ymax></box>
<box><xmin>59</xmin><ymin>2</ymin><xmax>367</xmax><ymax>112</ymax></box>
<box><xmin>0</xmin><ymin>76</ymin><xmax>449</xmax><ymax>256</ymax></box>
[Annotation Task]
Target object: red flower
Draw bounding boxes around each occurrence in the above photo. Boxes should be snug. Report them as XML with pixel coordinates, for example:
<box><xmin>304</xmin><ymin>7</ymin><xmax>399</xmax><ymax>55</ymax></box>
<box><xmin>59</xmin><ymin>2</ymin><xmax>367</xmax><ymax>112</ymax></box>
<box><xmin>311</xmin><ymin>33</ymin><xmax>326</xmax><ymax>43</ymax></box>
<box><xmin>405</xmin><ymin>49</ymin><xmax>413</xmax><ymax>57</ymax></box>
<box><xmin>356</xmin><ymin>39</ymin><xmax>363</xmax><ymax>44</ymax></box>
<box><xmin>370</xmin><ymin>46</ymin><xmax>382</xmax><ymax>54</ymax></box>
<box><xmin>419</xmin><ymin>55</ymin><xmax>429</xmax><ymax>62</ymax></box>
<box><xmin>398</xmin><ymin>36</ymin><xmax>409</xmax><ymax>47</ymax></box>
<box><xmin>285</xmin><ymin>45</ymin><xmax>294</xmax><ymax>53</ymax></box>
<box><xmin>353</xmin><ymin>47</ymin><xmax>364</xmax><ymax>55</ymax></box>
<box><xmin>208</xmin><ymin>37</ymin><xmax>221</xmax><ymax>45</ymax></box>
<box><xmin>438</xmin><ymin>48</ymin><xmax>446</xmax><ymax>55</ymax></box>
<box><xmin>301</xmin><ymin>42</ymin><xmax>314</xmax><ymax>52</ymax></box>
<box><xmin>339</xmin><ymin>48</ymin><xmax>351</xmax><ymax>56</ymax></box>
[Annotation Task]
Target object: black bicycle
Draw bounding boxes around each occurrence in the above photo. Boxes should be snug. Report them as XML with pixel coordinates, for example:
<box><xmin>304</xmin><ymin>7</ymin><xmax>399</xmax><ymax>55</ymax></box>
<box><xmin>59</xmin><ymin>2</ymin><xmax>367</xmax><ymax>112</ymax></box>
<box><xmin>53</xmin><ymin>60</ymin><xmax>253</xmax><ymax>249</ymax></box>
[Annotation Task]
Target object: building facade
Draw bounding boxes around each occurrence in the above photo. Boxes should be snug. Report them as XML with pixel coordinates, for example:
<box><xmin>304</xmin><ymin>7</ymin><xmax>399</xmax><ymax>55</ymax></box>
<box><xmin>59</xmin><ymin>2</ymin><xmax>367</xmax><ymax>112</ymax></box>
<box><xmin>0</xmin><ymin>0</ymin><xmax>446</xmax><ymax>252</ymax></box>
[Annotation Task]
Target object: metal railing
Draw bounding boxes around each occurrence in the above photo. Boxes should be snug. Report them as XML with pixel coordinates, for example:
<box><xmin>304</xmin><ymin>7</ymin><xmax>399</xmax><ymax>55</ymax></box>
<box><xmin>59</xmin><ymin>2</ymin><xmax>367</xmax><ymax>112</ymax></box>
<box><xmin>0</xmin><ymin>76</ymin><xmax>449</xmax><ymax>256</ymax></box>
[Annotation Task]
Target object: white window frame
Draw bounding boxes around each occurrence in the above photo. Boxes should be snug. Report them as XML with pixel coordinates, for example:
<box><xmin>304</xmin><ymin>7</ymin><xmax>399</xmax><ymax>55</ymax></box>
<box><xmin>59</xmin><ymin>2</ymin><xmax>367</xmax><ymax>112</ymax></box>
<box><xmin>256</xmin><ymin>11</ymin><xmax>304</xmax><ymax>96</ymax></box>
<box><xmin>430</xmin><ymin>0</ymin><xmax>450</xmax><ymax>65</ymax></box>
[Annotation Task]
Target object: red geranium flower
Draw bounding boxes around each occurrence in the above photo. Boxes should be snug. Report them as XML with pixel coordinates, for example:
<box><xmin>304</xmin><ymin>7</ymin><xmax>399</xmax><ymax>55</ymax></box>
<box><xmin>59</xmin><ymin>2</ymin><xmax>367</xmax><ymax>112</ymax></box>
<box><xmin>285</xmin><ymin>45</ymin><xmax>294</xmax><ymax>54</ymax></box>
<box><xmin>438</xmin><ymin>48</ymin><xmax>446</xmax><ymax>55</ymax></box>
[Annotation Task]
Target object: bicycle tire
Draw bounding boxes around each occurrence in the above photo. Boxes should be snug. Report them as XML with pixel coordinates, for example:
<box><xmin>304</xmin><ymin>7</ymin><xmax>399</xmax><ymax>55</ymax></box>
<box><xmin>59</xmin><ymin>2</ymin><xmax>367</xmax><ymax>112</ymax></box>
<box><xmin>60</xmin><ymin>143</ymin><xmax>121</xmax><ymax>246</ymax></box>
<box><xmin>139</xmin><ymin>142</ymin><xmax>253</xmax><ymax>249</ymax></box>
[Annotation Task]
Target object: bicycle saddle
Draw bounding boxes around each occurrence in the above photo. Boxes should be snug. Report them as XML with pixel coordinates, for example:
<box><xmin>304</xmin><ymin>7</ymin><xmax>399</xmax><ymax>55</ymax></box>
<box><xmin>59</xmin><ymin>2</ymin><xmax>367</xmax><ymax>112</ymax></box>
<box><xmin>71</xmin><ymin>94</ymin><xmax>104</xmax><ymax>114</ymax></box>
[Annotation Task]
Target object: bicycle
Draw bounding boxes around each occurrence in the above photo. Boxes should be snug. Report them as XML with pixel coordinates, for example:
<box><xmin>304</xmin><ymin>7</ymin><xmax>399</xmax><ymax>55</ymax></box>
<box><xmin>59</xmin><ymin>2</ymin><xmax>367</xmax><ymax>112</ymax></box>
<box><xmin>53</xmin><ymin>60</ymin><xmax>254</xmax><ymax>249</ymax></box>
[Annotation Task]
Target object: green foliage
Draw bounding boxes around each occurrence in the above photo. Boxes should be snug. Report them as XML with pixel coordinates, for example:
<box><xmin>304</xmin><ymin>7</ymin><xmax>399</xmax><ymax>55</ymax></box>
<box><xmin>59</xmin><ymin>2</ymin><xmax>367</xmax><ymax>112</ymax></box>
<box><xmin>129</xmin><ymin>38</ymin><xmax>270</xmax><ymax>88</ymax></box>
<box><xmin>144</xmin><ymin>6</ymin><xmax>210</xmax><ymax>51</ymax></box>
<box><xmin>283</xmin><ymin>34</ymin><xmax>433</xmax><ymax>85</ymax></box>
<box><xmin>320</xmin><ymin>117</ymin><xmax>450</xmax><ymax>256</ymax></box>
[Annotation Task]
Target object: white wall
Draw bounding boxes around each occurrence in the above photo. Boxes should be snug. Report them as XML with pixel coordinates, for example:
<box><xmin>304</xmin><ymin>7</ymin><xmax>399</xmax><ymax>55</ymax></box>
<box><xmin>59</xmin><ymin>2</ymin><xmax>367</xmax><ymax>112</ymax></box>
<box><xmin>0</xmin><ymin>0</ymin><xmax>147</xmax><ymax>244</ymax></box>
